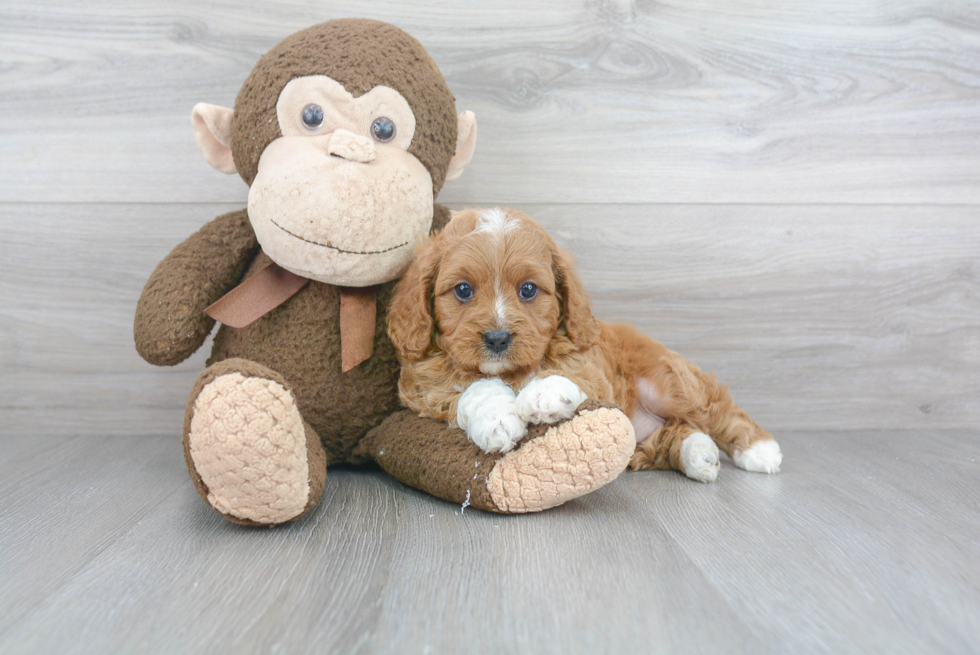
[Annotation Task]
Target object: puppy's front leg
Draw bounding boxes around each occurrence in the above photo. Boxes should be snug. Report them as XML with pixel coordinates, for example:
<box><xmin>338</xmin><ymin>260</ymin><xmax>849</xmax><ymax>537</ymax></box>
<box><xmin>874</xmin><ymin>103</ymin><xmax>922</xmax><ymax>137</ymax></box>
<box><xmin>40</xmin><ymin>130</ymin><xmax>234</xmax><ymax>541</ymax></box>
<box><xmin>457</xmin><ymin>379</ymin><xmax>527</xmax><ymax>454</ymax></box>
<box><xmin>516</xmin><ymin>375</ymin><xmax>589</xmax><ymax>425</ymax></box>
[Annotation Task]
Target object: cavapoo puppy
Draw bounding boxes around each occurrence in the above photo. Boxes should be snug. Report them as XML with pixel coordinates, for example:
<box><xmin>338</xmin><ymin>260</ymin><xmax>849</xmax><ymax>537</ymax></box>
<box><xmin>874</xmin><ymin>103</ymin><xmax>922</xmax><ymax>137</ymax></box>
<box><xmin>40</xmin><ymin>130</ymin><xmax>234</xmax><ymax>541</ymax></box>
<box><xmin>388</xmin><ymin>208</ymin><xmax>781</xmax><ymax>482</ymax></box>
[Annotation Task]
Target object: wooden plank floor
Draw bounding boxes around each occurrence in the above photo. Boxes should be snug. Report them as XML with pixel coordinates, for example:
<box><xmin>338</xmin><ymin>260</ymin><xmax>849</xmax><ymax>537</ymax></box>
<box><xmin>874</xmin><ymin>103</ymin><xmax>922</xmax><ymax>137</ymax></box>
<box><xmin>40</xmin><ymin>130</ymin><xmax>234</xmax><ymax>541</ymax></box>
<box><xmin>1</xmin><ymin>431</ymin><xmax>977</xmax><ymax>654</ymax></box>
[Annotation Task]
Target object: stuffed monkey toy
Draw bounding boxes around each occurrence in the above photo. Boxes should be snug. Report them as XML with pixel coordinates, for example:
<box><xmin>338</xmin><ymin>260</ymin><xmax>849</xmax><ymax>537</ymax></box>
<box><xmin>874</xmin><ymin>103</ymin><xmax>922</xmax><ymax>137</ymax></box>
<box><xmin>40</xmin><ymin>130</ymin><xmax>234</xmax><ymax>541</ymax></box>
<box><xmin>134</xmin><ymin>19</ymin><xmax>637</xmax><ymax>525</ymax></box>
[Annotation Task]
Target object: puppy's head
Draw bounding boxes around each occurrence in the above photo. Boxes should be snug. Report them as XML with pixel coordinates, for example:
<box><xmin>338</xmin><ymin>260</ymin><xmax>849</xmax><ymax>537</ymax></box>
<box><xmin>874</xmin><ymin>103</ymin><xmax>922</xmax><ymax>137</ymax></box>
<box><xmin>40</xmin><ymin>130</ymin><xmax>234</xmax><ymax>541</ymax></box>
<box><xmin>388</xmin><ymin>208</ymin><xmax>600</xmax><ymax>376</ymax></box>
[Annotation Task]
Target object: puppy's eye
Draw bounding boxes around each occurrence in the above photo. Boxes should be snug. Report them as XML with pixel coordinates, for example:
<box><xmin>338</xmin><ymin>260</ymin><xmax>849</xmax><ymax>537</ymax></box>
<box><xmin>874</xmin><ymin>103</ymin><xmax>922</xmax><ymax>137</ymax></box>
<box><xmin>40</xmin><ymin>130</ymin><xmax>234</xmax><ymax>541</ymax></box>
<box><xmin>454</xmin><ymin>282</ymin><xmax>473</xmax><ymax>302</ymax></box>
<box><xmin>519</xmin><ymin>282</ymin><xmax>538</xmax><ymax>300</ymax></box>
<box><xmin>370</xmin><ymin>116</ymin><xmax>396</xmax><ymax>143</ymax></box>
<box><xmin>302</xmin><ymin>104</ymin><xmax>324</xmax><ymax>130</ymax></box>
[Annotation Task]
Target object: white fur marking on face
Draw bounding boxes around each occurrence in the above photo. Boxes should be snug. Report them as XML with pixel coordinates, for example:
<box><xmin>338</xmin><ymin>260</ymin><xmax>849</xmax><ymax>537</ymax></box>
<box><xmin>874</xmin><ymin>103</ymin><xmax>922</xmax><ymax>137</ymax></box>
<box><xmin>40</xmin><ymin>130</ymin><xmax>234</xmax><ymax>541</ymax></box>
<box><xmin>475</xmin><ymin>208</ymin><xmax>518</xmax><ymax>236</ymax></box>
<box><xmin>733</xmin><ymin>440</ymin><xmax>782</xmax><ymax>474</ymax></box>
<box><xmin>680</xmin><ymin>432</ymin><xmax>720</xmax><ymax>483</ymax></box>
<box><xmin>457</xmin><ymin>378</ymin><xmax>526</xmax><ymax>453</ymax></box>
<box><xmin>480</xmin><ymin>361</ymin><xmax>511</xmax><ymax>375</ymax></box>
<box><xmin>494</xmin><ymin>277</ymin><xmax>507</xmax><ymax>326</ymax></box>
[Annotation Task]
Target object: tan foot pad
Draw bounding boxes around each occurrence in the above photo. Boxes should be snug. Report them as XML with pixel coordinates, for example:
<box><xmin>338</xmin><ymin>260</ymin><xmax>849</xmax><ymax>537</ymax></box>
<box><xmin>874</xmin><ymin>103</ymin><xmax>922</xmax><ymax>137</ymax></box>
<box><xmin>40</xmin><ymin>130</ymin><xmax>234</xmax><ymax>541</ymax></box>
<box><xmin>487</xmin><ymin>406</ymin><xmax>635</xmax><ymax>513</ymax></box>
<box><xmin>188</xmin><ymin>373</ymin><xmax>309</xmax><ymax>524</ymax></box>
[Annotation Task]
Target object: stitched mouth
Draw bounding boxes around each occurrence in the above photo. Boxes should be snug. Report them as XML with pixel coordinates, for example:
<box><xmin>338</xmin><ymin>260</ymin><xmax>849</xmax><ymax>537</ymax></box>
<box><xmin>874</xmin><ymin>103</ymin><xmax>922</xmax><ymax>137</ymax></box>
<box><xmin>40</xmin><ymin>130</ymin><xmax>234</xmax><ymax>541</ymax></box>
<box><xmin>269</xmin><ymin>218</ymin><xmax>409</xmax><ymax>255</ymax></box>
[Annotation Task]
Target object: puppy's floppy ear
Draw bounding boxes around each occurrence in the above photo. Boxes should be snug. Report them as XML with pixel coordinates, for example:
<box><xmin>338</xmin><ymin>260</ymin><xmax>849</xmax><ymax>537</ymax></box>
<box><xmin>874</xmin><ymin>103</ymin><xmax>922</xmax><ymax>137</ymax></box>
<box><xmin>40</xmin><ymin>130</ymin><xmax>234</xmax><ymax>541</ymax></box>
<box><xmin>553</xmin><ymin>247</ymin><xmax>601</xmax><ymax>349</ymax></box>
<box><xmin>388</xmin><ymin>235</ymin><xmax>444</xmax><ymax>360</ymax></box>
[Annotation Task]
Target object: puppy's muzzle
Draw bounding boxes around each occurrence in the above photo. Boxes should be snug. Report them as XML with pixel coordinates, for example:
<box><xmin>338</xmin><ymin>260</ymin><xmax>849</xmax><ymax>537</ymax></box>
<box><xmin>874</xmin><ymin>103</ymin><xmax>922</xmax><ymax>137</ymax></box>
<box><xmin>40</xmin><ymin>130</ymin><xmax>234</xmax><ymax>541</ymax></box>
<box><xmin>483</xmin><ymin>330</ymin><xmax>512</xmax><ymax>355</ymax></box>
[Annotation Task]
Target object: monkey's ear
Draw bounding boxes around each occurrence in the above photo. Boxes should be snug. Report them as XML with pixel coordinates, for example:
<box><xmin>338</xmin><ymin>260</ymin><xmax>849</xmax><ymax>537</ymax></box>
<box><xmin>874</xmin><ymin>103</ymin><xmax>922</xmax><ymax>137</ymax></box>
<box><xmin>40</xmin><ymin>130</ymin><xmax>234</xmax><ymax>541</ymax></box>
<box><xmin>444</xmin><ymin>111</ymin><xmax>477</xmax><ymax>183</ymax></box>
<box><xmin>191</xmin><ymin>103</ymin><xmax>237</xmax><ymax>175</ymax></box>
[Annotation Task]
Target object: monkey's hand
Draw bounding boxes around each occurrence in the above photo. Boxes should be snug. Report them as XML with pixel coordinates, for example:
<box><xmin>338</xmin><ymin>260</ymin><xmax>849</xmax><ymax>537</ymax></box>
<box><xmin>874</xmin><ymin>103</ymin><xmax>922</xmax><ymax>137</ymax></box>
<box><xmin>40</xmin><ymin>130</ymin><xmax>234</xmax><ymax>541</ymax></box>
<box><xmin>134</xmin><ymin>209</ymin><xmax>258</xmax><ymax>366</ymax></box>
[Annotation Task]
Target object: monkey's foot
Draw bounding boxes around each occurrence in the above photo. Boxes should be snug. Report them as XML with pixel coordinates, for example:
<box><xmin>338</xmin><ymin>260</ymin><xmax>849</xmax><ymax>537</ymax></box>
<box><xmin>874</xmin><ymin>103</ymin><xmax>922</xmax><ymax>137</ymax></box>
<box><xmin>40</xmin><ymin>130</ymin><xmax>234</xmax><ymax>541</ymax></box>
<box><xmin>487</xmin><ymin>401</ymin><xmax>635</xmax><ymax>513</ymax></box>
<box><xmin>184</xmin><ymin>359</ymin><xmax>326</xmax><ymax>526</ymax></box>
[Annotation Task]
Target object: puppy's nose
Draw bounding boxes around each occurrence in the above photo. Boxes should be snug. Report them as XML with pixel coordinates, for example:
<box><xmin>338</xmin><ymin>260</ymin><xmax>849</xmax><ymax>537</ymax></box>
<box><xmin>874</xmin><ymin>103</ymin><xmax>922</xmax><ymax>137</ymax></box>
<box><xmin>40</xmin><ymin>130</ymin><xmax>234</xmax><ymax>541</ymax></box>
<box><xmin>483</xmin><ymin>330</ymin><xmax>512</xmax><ymax>354</ymax></box>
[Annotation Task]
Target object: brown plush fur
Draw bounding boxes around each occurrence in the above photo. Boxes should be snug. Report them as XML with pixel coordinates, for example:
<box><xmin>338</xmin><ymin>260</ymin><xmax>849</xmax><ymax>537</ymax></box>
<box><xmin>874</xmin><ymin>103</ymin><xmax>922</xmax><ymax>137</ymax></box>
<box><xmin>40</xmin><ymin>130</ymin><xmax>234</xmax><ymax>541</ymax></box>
<box><xmin>351</xmin><ymin>398</ymin><xmax>620</xmax><ymax>512</ymax></box>
<box><xmin>134</xmin><ymin>20</ymin><xmax>462</xmax><ymax>464</ymax></box>
<box><xmin>232</xmin><ymin>19</ymin><xmax>457</xmax><ymax>193</ymax></box>
<box><xmin>134</xmin><ymin>20</ymin><xmax>644</xmax><ymax>525</ymax></box>
<box><xmin>136</xmin><ymin>20</ymin><xmax>638</xmax><ymax>519</ymax></box>
<box><xmin>135</xmin><ymin>209</ymin><xmax>258</xmax><ymax>366</ymax></box>
<box><xmin>390</xmin><ymin>208</ymin><xmax>775</xmax><ymax>474</ymax></box>
<box><xmin>139</xmin><ymin>202</ymin><xmax>453</xmax><ymax>462</ymax></box>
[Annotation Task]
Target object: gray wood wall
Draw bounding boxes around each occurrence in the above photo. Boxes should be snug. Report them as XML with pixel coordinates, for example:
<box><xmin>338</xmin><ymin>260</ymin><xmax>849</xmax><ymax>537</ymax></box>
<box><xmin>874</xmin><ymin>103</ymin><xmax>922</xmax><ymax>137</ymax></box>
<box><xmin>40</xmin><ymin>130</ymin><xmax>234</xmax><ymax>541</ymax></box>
<box><xmin>2</xmin><ymin>0</ymin><xmax>978</xmax><ymax>437</ymax></box>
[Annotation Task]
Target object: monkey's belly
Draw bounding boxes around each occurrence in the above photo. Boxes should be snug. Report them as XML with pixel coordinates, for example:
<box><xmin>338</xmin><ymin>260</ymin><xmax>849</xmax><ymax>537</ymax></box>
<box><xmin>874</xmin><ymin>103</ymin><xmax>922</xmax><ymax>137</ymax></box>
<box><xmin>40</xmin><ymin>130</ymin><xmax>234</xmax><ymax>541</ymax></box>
<box><xmin>207</xmin><ymin>271</ymin><xmax>401</xmax><ymax>463</ymax></box>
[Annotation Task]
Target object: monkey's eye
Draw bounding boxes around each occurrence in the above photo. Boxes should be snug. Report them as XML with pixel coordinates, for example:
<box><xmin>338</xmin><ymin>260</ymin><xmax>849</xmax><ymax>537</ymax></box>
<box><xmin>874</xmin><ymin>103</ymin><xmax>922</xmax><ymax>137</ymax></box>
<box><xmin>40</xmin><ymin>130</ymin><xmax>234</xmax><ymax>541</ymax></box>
<box><xmin>453</xmin><ymin>282</ymin><xmax>473</xmax><ymax>302</ymax></box>
<box><xmin>370</xmin><ymin>116</ymin><xmax>396</xmax><ymax>143</ymax></box>
<box><xmin>301</xmin><ymin>104</ymin><xmax>324</xmax><ymax>130</ymax></box>
<box><xmin>519</xmin><ymin>282</ymin><xmax>538</xmax><ymax>301</ymax></box>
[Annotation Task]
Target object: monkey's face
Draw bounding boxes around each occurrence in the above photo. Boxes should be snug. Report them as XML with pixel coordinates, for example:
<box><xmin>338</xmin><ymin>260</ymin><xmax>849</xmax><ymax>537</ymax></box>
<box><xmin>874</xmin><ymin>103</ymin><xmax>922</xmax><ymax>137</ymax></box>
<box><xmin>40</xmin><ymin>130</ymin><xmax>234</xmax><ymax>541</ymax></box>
<box><xmin>247</xmin><ymin>76</ymin><xmax>434</xmax><ymax>286</ymax></box>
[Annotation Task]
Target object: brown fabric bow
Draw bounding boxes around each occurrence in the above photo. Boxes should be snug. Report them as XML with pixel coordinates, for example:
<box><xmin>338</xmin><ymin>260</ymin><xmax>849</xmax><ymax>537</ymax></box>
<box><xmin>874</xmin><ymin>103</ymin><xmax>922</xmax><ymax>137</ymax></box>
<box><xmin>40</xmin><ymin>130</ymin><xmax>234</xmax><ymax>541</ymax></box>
<box><xmin>205</xmin><ymin>262</ymin><xmax>377</xmax><ymax>372</ymax></box>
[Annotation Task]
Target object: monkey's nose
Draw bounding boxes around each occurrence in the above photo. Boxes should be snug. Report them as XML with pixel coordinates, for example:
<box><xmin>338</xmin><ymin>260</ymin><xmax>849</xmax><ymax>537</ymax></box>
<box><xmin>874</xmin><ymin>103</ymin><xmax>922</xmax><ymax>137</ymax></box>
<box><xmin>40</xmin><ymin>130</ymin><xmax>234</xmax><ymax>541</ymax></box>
<box><xmin>483</xmin><ymin>330</ymin><xmax>512</xmax><ymax>355</ymax></box>
<box><xmin>326</xmin><ymin>129</ymin><xmax>377</xmax><ymax>164</ymax></box>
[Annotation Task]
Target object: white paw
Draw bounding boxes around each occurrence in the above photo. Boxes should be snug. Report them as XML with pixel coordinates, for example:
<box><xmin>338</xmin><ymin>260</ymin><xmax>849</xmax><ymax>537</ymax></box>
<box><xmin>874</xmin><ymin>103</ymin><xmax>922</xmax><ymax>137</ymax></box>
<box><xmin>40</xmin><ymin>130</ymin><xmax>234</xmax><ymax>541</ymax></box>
<box><xmin>733</xmin><ymin>440</ymin><xmax>782</xmax><ymax>473</ymax></box>
<box><xmin>457</xmin><ymin>378</ymin><xmax>527</xmax><ymax>454</ymax></box>
<box><xmin>680</xmin><ymin>432</ymin><xmax>720</xmax><ymax>483</ymax></box>
<box><xmin>515</xmin><ymin>375</ymin><xmax>588</xmax><ymax>424</ymax></box>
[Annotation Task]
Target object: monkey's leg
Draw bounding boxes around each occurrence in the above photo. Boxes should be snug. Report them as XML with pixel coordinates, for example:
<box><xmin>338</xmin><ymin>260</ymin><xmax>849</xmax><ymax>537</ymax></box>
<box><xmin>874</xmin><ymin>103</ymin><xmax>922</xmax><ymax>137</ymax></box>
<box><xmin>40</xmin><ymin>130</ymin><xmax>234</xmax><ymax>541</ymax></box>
<box><xmin>183</xmin><ymin>358</ymin><xmax>327</xmax><ymax>526</ymax></box>
<box><xmin>353</xmin><ymin>400</ymin><xmax>635</xmax><ymax>513</ymax></box>
<box><xmin>630</xmin><ymin>418</ymin><xmax>721</xmax><ymax>483</ymax></box>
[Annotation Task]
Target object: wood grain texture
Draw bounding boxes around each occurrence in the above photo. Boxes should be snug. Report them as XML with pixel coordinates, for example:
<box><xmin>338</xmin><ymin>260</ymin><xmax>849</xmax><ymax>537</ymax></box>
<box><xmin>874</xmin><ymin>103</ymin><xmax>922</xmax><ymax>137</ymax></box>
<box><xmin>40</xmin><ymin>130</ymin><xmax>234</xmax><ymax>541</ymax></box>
<box><xmin>2</xmin><ymin>202</ymin><xmax>977</xmax><ymax>436</ymax></box>
<box><xmin>621</xmin><ymin>429</ymin><xmax>980</xmax><ymax>653</ymax></box>
<box><xmin>2</xmin><ymin>0</ymin><xmax>980</xmax><ymax>204</ymax></box>
<box><xmin>0</xmin><ymin>431</ymin><xmax>977</xmax><ymax>654</ymax></box>
<box><xmin>0</xmin><ymin>435</ymin><xmax>184</xmax><ymax>635</ymax></box>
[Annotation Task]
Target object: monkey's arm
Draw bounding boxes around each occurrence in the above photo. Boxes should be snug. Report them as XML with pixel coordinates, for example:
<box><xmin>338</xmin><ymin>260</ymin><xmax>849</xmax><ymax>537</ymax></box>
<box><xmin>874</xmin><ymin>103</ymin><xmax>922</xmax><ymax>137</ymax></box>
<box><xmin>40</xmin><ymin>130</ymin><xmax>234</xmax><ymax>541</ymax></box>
<box><xmin>135</xmin><ymin>209</ymin><xmax>259</xmax><ymax>366</ymax></box>
<box><xmin>351</xmin><ymin>400</ymin><xmax>635</xmax><ymax>514</ymax></box>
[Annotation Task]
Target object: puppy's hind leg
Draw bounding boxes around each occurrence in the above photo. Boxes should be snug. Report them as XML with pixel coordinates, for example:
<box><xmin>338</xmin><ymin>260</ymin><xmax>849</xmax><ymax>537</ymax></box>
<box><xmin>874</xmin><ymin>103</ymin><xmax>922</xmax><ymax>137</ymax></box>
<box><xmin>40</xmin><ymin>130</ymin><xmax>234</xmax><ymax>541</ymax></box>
<box><xmin>631</xmin><ymin>348</ymin><xmax>780</xmax><ymax>477</ymax></box>
<box><xmin>695</xmin><ymin>371</ymin><xmax>782</xmax><ymax>474</ymax></box>
<box><xmin>630</xmin><ymin>419</ymin><xmax>720</xmax><ymax>483</ymax></box>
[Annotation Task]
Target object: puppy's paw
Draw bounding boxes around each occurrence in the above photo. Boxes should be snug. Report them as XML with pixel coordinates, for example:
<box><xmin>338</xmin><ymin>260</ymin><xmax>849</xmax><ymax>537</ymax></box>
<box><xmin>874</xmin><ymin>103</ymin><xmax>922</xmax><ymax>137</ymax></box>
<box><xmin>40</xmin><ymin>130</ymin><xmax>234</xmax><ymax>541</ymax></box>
<box><xmin>733</xmin><ymin>439</ymin><xmax>782</xmax><ymax>474</ymax></box>
<box><xmin>680</xmin><ymin>432</ymin><xmax>720</xmax><ymax>483</ymax></box>
<box><xmin>515</xmin><ymin>375</ymin><xmax>589</xmax><ymax>425</ymax></box>
<box><xmin>457</xmin><ymin>378</ymin><xmax>527</xmax><ymax>454</ymax></box>
<box><xmin>466</xmin><ymin>404</ymin><xmax>528</xmax><ymax>454</ymax></box>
